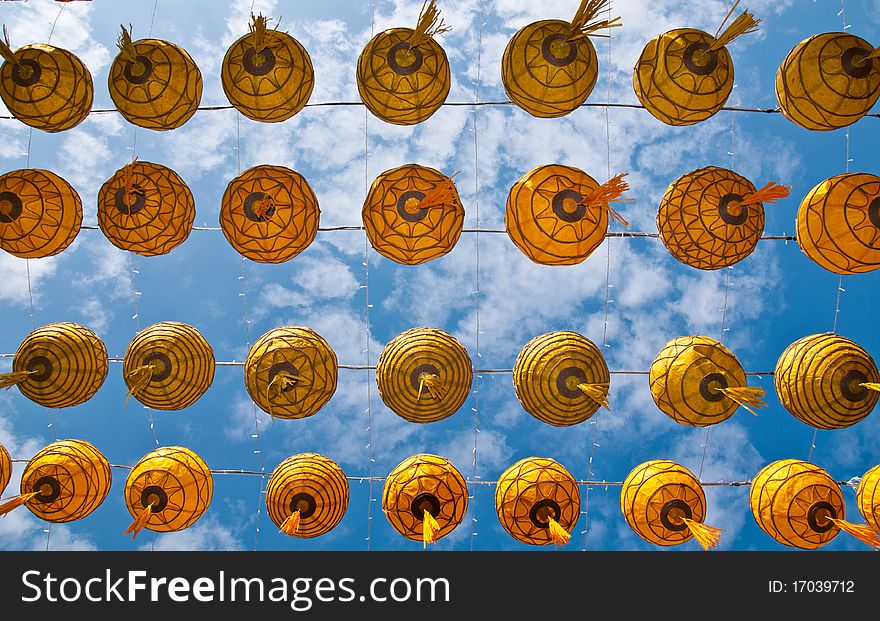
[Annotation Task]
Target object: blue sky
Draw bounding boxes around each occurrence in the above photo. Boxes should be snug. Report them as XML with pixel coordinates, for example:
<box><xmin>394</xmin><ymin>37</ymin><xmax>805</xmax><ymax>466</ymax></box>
<box><xmin>0</xmin><ymin>0</ymin><xmax>878</xmax><ymax>552</ymax></box>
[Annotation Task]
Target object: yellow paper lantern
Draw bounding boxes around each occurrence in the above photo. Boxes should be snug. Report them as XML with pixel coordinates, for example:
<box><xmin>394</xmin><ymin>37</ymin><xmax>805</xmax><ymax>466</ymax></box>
<box><xmin>857</xmin><ymin>464</ymin><xmax>880</xmax><ymax>533</ymax></box>
<box><xmin>221</xmin><ymin>14</ymin><xmax>314</xmax><ymax>123</ymax></box>
<box><xmin>1</xmin><ymin>322</ymin><xmax>108</xmax><ymax>408</ymax></box>
<box><xmin>775</xmin><ymin>333</ymin><xmax>879</xmax><ymax>430</ymax></box>
<box><xmin>501</xmin><ymin>1</ymin><xmax>621</xmax><ymax>118</ymax></box>
<box><xmin>0</xmin><ymin>168</ymin><xmax>82</xmax><ymax>259</ymax></box>
<box><xmin>266</xmin><ymin>453</ymin><xmax>348</xmax><ymax>538</ymax></box>
<box><xmin>123</xmin><ymin>446</ymin><xmax>212</xmax><ymax>537</ymax></box>
<box><xmin>496</xmin><ymin>456</ymin><xmax>579</xmax><ymax>546</ymax></box>
<box><xmin>649</xmin><ymin>335</ymin><xmax>765</xmax><ymax>427</ymax></box>
<box><xmin>658</xmin><ymin>166</ymin><xmax>790</xmax><ymax>270</ymax></box>
<box><xmin>776</xmin><ymin>32</ymin><xmax>880</xmax><ymax>131</ymax></box>
<box><xmin>0</xmin><ymin>441</ymin><xmax>11</xmax><ymax>497</ymax></box>
<box><xmin>506</xmin><ymin>164</ymin><xmax>629</xmax><ymax>265</ymax></box>
<box><xmin>0</xmin><ymin>33</ymin><xmax>93</xmax><ymax>132</ymax></box>
<box><xmin>376</xmin><ymin>327</ymin><xmax>472</xmax><ymax>424</ymax></box>
<box><xmin>749</xmin><ymin>459</ymin><xmax>880</xmax><ymax>550</ymax></box>
<box><xmin>796</xmin><ymin>173</ymin><xmax>880</xmax><ymax>275</ymax></box>
<box><xmin>362</xmin><ymin>164</ymin><xmax>464</xmax><ymax>265</ymax></box>
<box><xmin>108</xmin><ymin>26</ymin><xmax>203</xmax><ymax>130</ymax></box>
<box><xmin>97</xmin><ymin>160</ymin><xmax>195</xmax><ymax>257</ymax></box>
<box><xmin>382</xmin><ymin>454</ymin><xmax>467</xmax><ymax>546</ymax></box>
<box><xmin>19</xmin><ymin>440</ymin><xmax>111</xmax><ymax>523</ymax></box>
<box><xmin>220</xmin><ymin>165</ymin><xmax>319</xmax><ymax>264</ymax></box>
<box><xmin>621</xmin><ymin>460</ymin><xmax>723</xmax><ymax>549</ymax></box>
<box><xmin>356</xmin><ymin>0</ymin><xmax>450</xmax><ymax>125</ymax></box>
<box><xmin>633</xmin><ymin>8</ymin><xmax>760</xmax><ymax>126</ymax></box>
<box><xmin>245</xmin><ymin>327</ymin><xmax>338</xmax><ymax>420</ymax></box>
<box><xmin>122</xmin><ymin>321</ymin><xmax>215</xmax><ymax>411</ymax></box>
<box><xmin>512</xmin><ymin>330</ymin><xmax>610</xmax><ymax>427</ymax></box>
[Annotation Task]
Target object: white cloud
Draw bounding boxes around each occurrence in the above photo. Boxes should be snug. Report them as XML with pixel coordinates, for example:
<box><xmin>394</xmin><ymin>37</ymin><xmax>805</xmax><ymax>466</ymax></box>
<box><xmin>0</xmin><ymin>254</ymin><xmax>58</xmax><ymax>307</ymax></box>
<box><xmin>77</xmin><ymin>297</ymin><xmax>113</xmax><ymax>334</ymax></box>
<box><xmin>144</xmin><ymin>515</ymin><xmax>243</xmax><ymax>551</ymax></box>
<box><xmin>438</xmin><ymin>427</ymin><xmax>512</xmax><ymax>476</ymax></box>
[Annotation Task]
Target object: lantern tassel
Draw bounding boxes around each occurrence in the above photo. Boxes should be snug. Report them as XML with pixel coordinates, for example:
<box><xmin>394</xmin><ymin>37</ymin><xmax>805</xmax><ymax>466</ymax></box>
<box><xmin>416</xmin><ymin>172</ymin><xmax>460</xmax><ymax>210</ymax></box>
<box><xmin>0</xmin><ymin>25</ymin><xmax>19</xmax><ymax>65</ymax></box>
<box><xmin>123</xmin><ymin>364</ymin><xmax>155</xmax><ymax>408</ymax></box>
<box><xmin>547</xmin><ymin>518</ymin><xmax>571</xmax><ymax>546</ymax></box>
<box><xmin>857</xmin><ymin>45</ymin><xmax>880</xmax><ymax>64</ymax></box>
<box><xmin>422</xmin><ymin>510</ymin><xmax>440</xmax><ymax>549</ymax></box>
<box><xmin>861</xmin><ymin>382</ymin><xmax>880</xmax><ymax>393</ymax></box>
<box><xmin>566</xmin><ymin>0</ymin><xmax>622</xmax><ymax>41</ymax></box>
<box><xmin>719</xmin><ymin>386</ymin><xmax>766</xmax><ymax>416</ymax></box>
<box><xmin>265</xmin><ymin>371</ymin><xmax>304</xmax><ymax>418</ymax></box>
<box><xmin>280</xmin><ymin>510</ymin><xmax>301</xmax><ymax>536</ymax></box>
<box><xmin>117</xmin><ymin>24</ymin><xmax>138</xmax><ymax>63</ymax></box>
<box><xmin>577</xmin><ymin>382</ymin><xmax>611</xmax><ymax>410</ymax></box>
<box><xmin>249</xmin><ymin>13</ymin><xmax>274</xmax><ymax>52</ymax></box>
<box><xmin>121</xmin><ymin>159</ymin><xmax>144</xmax><ymax>207</ymax></box>
<box><xmin>123</xmin><ymin>502</ymin><xmax>155</xmax><ymax>540</ymax></box>
<box><xmin>417</xmin><ymin>373</ymin><xmax>445</xmax><ymax>402</ymax></box>
<box><xmin>0</xmin><ymin>370</ymin><xmax>35</xmax><ymax>390</ymax></box>
<box><xmin>408</xmin><ymin>0</ymin><xmax>451</xmax><ymax>49</ymax></box>
<box><xmin>578</xmin><ymin>173</ymin><xmax>631</xmax><ymax>228</ymax></box>
<box><xmin>830</xmin><ymin>518</ymin><xmax>880</xmax><ymax>550</ymax></box>
<box><xmin>252</xmin><ymin>195</ymin><xmax>277</xmax><ymax>221</ymax></box>
<box><xmin>736</xmin><ymin>181</ymin><xmax>791</xmax><ymax>208</ymax></box>
<box><xmin>707</xmin><ymin>1</ymin><xmax>760</xmax><ymax>52</ymax></box>
<box><xmin>0</xmin><ymin>492</ymin><xmax>39</xmax><ymax>517</ymax></box>
<box><xmin>682</xmin><ymin>517</ymin><xmax>725</xmax><ymax>550</ymax></box>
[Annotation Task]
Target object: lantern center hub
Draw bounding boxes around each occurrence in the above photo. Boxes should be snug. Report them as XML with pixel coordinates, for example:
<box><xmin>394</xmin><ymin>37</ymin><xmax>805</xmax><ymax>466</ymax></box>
<box><xmin>124</xmin><ymin>55</ymin><xmax>154</xmax><ymax>84</ymax></box>
<box><xmin>807</xmin><ymin>501</ymin><xmax>837</xmax><ymax>533</ymax></box>
<box><xmin>243</xmin><ymin>47</ymin><xmax>276</xmax><ymax>76</ymax></box>
<box><xmin>552</xmin><ymin>189</ymin><xmax>586</xmax><ymax>222</ymax></box>
<box><xmin>660</xmin><ymin>498</ymin><xmax>692</xmax><ymax>531</ymax></box>
<box><xmin>0</xmin><ymin>192</ymin><xmax>23</xmax><ymax>222</ymax></box>
<box><xmin>840</xmin><ymin>369</ymin><xmax>869</xmax><ymax>402</ymax></box>
<box><xmin>11</xmin><ymin>58</ymin><xmax>41</xmax><ymax>86</ymax></box>
<box><xmin>718</xmin><ymin>193</ymin><xmax>749</xmax><ymax>225</ymax></box>
<box><xmin>683</xmin><ymin>41</ymin><xmax>718</xmax><ymax>75</ymax></box>
<box><xmin>556</xmin><ymin>366</ymin><xmax>589</xmax><ymax>398</ymax></box>
<box><xmin>529</xmin><ymin>498</ymin><xmax>561</xmax><ymax>529</ymax></box>
<box><xmin>409</xmin><ymin>364</ymin><xmax>439</xmax><ymax>390</ymax></box>
<box><xmin>868</xmin><ymin>198</ymin><xmax>880</xmax><ymax>229</ymax></box>
<box><xmin>842</xmin><ymin>47</ymin><xmax>873</xmax><ymax>78</ymax></box>
<box><xmin>396</xmin><ymin>190</ymin><xmax>428</xmax><ymax>222</ymax></box>
<box><xmin>541</xmin><ymin>33</ymin><xmax>577</xmax><ymax>67</ymax></box>
<box><xmin>388</xmin><ymin>41</ymin><xmax>423</xmax><ymax>75</ymax></box>
<box><xmin>289</xmin><ymin>492</ymin><xmax>317</xmax><ymax>519</ymax></box>
<box><xmin>142</xmin><ymin>352</ymin><xmax>173</xmax><ymax>382</ymax></box>
<box><xmin>25</xmin><ymin>355</ymin><xmax>53</xmax><ymax>382</ymax></box>
<box><xmin>411</xmin><ymin>493</ymin><xmax>441</xmax><ymax>520</ymax></box>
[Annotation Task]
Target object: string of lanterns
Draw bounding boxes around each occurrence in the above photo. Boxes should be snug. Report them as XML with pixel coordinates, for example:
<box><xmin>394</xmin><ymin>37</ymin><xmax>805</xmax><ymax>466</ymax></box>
<box><xmin>1</xmin><ymin>322</ymin><xmax>878</xmax><ymax>432</ymax></box>
<box><xmin>0</xmin><ymin>0</ymin><xmax>878</xmax><ymax>551</ymax></box>
<box><xmin>2</xmin><ymin>441</ymin><xmax>879</xmax><ymax>550</ymax></box>
<box><xmin>0</xmin><ymin>2</ymin><xmax>876</xmax><ymax>132</ymax></box>
<box><xmin>1</xmin><ymin>161</ymin><xmax>878</xmax><ymax>276</ymax></box>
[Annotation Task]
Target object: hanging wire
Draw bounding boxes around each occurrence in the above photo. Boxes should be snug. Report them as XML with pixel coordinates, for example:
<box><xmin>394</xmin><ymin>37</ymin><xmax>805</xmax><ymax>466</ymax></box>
<box><xmin>811</xmin><ymin>0</ymin><xmax>852</xmax><ymax>464</ymax></box>
<box><xmin>232</xmin><ymin>107</ymin><xmax>268</xmax><ymax>551</ymax></box>
<box><xmin>362</xmin><ymin>0</ymin><xmax>377</xmax><ymax>552</ymax></box>
<box><xmin>62</xmin><ymin>223</ymin><xmax>802</xmax><ymax>241</ymax></box>
<box><xmin>697</xmin><ymin>16</ymin><xmax>739</xmax><ymax>482</ymax></box>
<box><xmin>0</xmin><ymin>457</ymin><xmax>858</xmax><ymax>490</ymax></box>
<box><xmin>581</xmin><ymin>0</ymin><xmax>616</xmax><ymax>552</ymax></box>
<box><xmin>467</xmin><ymin>0</ymin><xmax>485</xmax><ymax>553</ymax></box>
<box><xmin>0</xmin><ymin>353</ymin><xmax>779</xmax><ymax>376</ymax></box>
<box><xmin>36</xmin><ymin>0</ymin><xmax>70</xmax><ymax>553</ymax></box>
<box><xmin>2</xmin><ymin>99</ymin><xmax>878</xmax><ymax>122</ymax></box>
